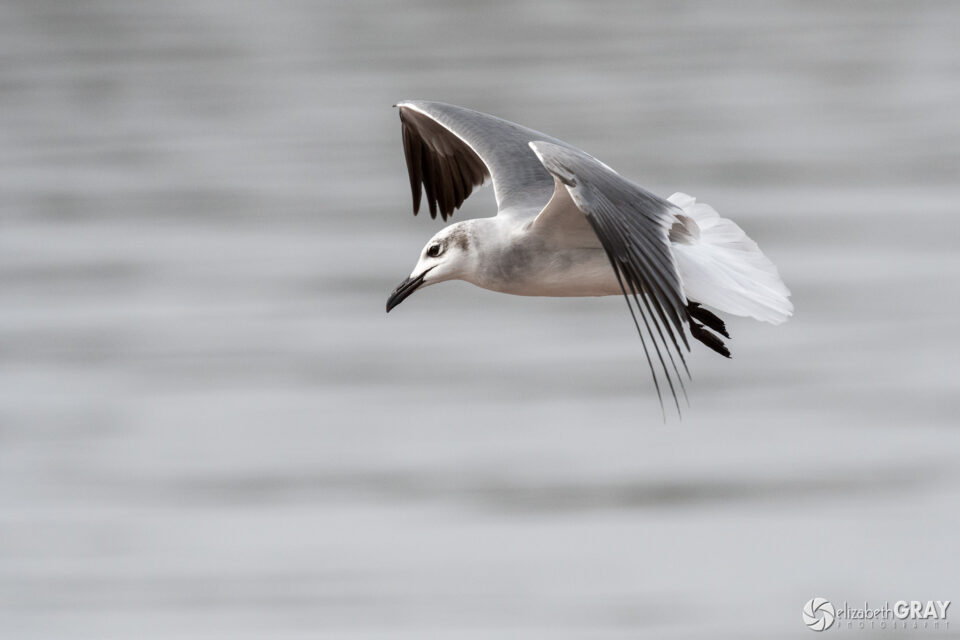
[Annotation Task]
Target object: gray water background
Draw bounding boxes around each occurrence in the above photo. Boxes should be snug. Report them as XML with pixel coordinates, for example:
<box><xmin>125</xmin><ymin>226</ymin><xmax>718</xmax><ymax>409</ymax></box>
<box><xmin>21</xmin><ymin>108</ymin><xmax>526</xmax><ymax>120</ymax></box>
<box><xmin>1</xmin><ymin>1</ymin><xmax>959</xmax><ymax>638</ymax></box>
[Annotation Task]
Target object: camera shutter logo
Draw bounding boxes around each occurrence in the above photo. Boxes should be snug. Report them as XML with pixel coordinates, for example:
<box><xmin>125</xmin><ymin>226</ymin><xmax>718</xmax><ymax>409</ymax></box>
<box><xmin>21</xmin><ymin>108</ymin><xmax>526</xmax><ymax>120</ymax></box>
<box><xmin>803</xmin><ymin>597</ymin><xmax>836</xmax><ymax>631</ymax></box>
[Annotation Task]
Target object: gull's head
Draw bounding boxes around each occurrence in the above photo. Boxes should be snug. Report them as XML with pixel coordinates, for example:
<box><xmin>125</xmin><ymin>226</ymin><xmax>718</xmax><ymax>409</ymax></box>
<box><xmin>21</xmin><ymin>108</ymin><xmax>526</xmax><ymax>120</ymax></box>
<box><xmin>386</xmin><ymin>221</ymin><xmax>477</xmax><ymax>313</ymax></box>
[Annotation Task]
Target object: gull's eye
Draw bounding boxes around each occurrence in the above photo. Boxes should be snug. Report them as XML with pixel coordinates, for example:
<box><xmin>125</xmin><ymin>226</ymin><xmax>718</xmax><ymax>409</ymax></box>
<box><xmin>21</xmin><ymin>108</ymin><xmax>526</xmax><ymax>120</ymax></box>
<box><xmin>426</xmin><ymin>243</ymin><xmax>443</xmax><ymax>258</ymax></box>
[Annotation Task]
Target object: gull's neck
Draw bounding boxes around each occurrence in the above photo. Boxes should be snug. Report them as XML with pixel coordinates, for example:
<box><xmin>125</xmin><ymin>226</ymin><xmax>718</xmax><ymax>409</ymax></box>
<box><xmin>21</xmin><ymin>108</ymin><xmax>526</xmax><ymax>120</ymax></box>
<box><xmin>461</xmin><ymin>216</ymin><xmax>620</xmax><ymax>297</ymax></box>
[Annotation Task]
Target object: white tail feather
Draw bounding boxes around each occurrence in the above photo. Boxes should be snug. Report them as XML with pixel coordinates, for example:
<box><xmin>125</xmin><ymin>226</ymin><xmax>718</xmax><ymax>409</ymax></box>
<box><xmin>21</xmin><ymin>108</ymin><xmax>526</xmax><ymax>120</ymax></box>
<box><xmin>669</xmin><ymin>193</ymin><xmax>792</xmax><ymax>325</ymax></box>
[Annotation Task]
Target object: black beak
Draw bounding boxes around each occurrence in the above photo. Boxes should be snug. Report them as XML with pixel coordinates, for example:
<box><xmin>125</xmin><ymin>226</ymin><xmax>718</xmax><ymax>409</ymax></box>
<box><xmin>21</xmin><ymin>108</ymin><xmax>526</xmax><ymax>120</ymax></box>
<box><xmin>385</xmin><ymin>268</ymin><xmax>432</xmax><ymax>313</ymax></box>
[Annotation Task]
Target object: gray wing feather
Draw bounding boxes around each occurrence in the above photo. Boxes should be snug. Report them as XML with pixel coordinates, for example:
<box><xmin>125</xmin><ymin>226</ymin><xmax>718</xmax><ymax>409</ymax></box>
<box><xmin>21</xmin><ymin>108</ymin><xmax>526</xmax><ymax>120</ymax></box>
<box><xmin>530</xmin><ymin>140</ymin><xmax>692</xmax><ymax>415</ymax></box>
<box><xmin>396</xmin><ymin>101</ymin><xmax>569</xmax><ymax>220</ymax></box>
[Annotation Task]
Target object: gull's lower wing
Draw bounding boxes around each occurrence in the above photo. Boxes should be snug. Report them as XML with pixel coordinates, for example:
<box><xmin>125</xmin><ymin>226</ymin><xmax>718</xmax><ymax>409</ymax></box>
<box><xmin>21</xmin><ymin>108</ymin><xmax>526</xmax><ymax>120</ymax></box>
<box><xmin>396</xmin><ymin>101</ymin><xmax>568</xmax><ymax>221</ymax></box>
<box><xmin>529</xmin><ymin>140</ymin><xmax>691</xmax><ymax>415</ymax></box>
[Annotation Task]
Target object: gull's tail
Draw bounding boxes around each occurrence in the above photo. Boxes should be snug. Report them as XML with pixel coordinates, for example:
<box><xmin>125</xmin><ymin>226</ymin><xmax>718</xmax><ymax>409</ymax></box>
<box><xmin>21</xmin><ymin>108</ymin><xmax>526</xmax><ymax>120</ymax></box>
<box><xmin>669</xmin><ymin>193</ymin><xmax>793</xmax><ymax>325</ymax></box>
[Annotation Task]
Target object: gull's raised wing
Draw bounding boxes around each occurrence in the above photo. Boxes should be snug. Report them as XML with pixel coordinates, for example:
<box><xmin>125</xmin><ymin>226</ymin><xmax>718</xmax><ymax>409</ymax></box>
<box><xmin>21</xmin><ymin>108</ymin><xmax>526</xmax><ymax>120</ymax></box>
<box><xmin>396</xmin><ymin>101</ymin><xmax>566</xmax><ymax>221</ymax></box>
<box><xmin>529</xmin><ymin>140</ymin><xmax>694</xmax><ymax>415</ymax></box>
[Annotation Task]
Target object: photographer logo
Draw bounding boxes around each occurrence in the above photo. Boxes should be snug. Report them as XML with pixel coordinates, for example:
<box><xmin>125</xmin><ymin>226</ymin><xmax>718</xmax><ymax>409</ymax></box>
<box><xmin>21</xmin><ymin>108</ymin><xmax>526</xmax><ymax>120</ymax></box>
<box><xmin>803</xmin><ymin>597</ymin><xmax>836</xmax><ymax>631</ymax></box>
<box><xmin>802</xmin><ymin>598</ymin><xmax>950</xmax><ymax>632</ymax></box>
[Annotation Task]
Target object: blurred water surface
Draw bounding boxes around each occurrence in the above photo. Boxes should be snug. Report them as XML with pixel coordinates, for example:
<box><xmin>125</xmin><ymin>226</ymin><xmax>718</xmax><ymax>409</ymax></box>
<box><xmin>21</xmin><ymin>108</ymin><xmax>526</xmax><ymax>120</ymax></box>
<box><xmin>1</xmin><ymin>1</ymin><xmax>959</xmax><ymax>638</ymax></box>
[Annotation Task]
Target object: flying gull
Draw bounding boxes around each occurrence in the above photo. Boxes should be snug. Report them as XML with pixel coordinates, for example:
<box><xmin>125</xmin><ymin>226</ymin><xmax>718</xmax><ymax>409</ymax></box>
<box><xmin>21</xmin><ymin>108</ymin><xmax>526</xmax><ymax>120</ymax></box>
<box><xmin>386</xmin><ymin>101</ymin><xmax>792</xmax><ymax>414</ymax></box>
